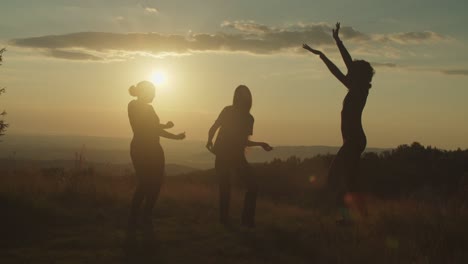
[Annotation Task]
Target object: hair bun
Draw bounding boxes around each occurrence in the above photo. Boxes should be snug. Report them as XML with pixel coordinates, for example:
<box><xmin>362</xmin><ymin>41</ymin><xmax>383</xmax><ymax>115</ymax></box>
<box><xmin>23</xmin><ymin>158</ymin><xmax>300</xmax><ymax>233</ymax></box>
<box><xmin>129</xmin><ymin>85</ymin><xmax>138</xmax><ymax>97</ymax></box>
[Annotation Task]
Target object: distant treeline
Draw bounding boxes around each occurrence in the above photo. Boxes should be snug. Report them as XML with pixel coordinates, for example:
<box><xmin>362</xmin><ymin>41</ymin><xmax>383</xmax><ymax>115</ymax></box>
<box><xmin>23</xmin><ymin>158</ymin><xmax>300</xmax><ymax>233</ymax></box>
<box><xmin>174</xmin><ymin>142</ymin><xmax>468</xmax><ymax>204</ymax></box>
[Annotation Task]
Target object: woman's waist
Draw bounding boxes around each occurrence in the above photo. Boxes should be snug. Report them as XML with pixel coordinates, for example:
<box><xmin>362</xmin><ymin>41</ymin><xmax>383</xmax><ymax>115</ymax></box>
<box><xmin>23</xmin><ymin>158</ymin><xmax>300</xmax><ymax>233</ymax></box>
<box><xmin>341</xmin><ymin>126</ymin><xmax>365</xmax><ymax>133</ymax></box>
<box><xmin>132</xmin><ymin>134</ymin><xmax>160</xmax><ymax>141</ymax></box>
<box><xmin>213</xmin><ymin>141</ymin><xmax>246</xmax><ymax>154</ymax></box>
<box><xmin>342</xmin><ymin>131</ymin><xmax>367</xmax><ymax>147</ymax></box>
<box><xmin>341</xmin><ymin>125</ymin><xmax>366</xmax><ymax>139</ymax></box>
<box><xmin>341</xmin><ymin>119</ymin><xmax>364</xmax><ymax>132</ymax></box>
<box><xmin>131</xmin><ymin>138</ymin><xmax>162</xmax><ymax>148</ymax></box>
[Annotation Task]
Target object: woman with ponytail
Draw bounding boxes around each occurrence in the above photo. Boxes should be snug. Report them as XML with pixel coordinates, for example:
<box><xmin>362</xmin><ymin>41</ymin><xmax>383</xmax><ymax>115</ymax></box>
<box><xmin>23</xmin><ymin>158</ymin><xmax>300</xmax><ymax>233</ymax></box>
<box><xmin>126</xmin><ymin>81</ymin><xmax>185</xmax><ymax>241</ymax></box>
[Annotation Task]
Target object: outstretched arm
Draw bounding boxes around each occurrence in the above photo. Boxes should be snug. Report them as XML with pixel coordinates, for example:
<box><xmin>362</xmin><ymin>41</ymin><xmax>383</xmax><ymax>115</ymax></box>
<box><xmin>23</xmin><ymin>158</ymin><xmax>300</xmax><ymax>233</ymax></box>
<box><xmin>160</xmin><ymin>121</ymin><xmax>174</xmax><ymax>130</ymax></box>
<box><xmin>160</xmin><ymin>129</ymin><xmax>185</xmax><ymax>140</ymax></box>
<box><xmin>303</xmin><ymin>44</ymin><xmax>347</xmax><ymax>86</ymax></box>
<box><xmin>333</xmin><ymin>22</ymin><xmax>353</xmax><ymax>71</ymax></box>
<box><xmin>246</xmin><ymin>140</ymin><xmax>273</xmax><ymax>152</ymax></box>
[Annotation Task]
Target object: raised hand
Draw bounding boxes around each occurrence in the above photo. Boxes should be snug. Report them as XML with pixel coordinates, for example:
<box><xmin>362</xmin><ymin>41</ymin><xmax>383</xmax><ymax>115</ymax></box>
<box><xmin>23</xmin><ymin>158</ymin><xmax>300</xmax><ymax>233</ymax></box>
<box><xmin>302</xmin><ymin>44</ymin><xmax>323</xmax><ymax>56</ymax></box>
<box><xmin>165</xmin><ymin>121</ymin><xmax>174</xmax><ymax>129</ymax></box>
<box><xmin>332</xmin><ymin>22</ymin><xmax>341</xmax><ymax>41</ymax></box>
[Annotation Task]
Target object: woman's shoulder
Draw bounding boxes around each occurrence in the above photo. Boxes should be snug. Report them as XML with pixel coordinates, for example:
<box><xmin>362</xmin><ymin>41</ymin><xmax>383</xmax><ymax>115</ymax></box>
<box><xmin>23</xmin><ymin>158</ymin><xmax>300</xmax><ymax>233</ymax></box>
<box><xmin>128</xmin><ymin>100</ymin><xmax>152</xmax><ymax>114</ymax></box>
<box><xmin>129</xmin><ymin>100</ymin><xmax>151</xmax><ymax>108</ymax></box>
<box><xmin>218</xmin><ymin>105</ymin><xmax>233</xmax><ymax>116</ymax></box>
<box><xmin>223</xmin><ymin>105</ymin><xmax>233</xmax><ymax>112</ymax></box>
<box><xmin>128</xmin><ymin>100</ymin><xmax>138</xmax><ymax>107</ymax></box>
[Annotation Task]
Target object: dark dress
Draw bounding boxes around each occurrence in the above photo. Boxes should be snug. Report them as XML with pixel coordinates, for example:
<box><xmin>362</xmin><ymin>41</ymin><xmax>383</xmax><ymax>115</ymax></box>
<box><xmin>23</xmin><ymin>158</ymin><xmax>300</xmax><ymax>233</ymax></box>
<box><xmin>212</xmin><ymin>105</ymin><xmax>257</xmax><ymax>226</ymax></box>
<box><xmin>128</xmin><ymin>100</ymin><xmax>165</xmax><ymax>186</ymax></box>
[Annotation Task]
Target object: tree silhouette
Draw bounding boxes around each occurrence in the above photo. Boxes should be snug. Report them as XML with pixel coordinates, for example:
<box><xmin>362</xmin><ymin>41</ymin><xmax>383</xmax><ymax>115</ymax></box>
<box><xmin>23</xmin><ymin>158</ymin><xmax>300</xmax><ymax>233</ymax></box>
<box><xmin>0</xmin><ymin>48</ymin><xmax>8</xmax><ymax>137</ymax></box>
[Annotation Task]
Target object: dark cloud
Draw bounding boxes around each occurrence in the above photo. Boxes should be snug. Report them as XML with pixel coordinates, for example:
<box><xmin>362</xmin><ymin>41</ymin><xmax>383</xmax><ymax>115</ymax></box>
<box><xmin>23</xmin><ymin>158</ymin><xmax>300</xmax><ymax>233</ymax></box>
<box><xmin>10</xmin><ymin>28</ymin><xmax>335</xmax><ymax>57</ymax></box>
<box><xmin>440</xmin><ymin>69</ymin><xmax>468</xmax><ymax>76</ymax></box>
<box><xmin>10</xmin><ymin>21</ymin><xmax>448</xmax><ymax>61</ymax></box>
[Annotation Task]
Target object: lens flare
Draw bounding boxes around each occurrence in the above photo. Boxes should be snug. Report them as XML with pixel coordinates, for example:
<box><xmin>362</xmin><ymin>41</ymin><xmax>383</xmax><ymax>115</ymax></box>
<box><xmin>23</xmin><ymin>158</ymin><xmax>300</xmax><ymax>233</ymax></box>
<box><xmin>385</xmin><ymin>237</ymin><xmax>399</xmax><ymax>249</ymax></box>
<box><xmin>309</xmin><ymin>175</ymin><xmax>317</xmax><ymax>184</ymax></box>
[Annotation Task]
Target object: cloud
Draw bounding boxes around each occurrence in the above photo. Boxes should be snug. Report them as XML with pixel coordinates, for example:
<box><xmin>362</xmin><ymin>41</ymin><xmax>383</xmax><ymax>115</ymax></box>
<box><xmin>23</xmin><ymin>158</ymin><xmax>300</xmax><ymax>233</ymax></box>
<box><xmin>137</xmin><ymin>0</ymin><xmax>159</xmax><ymax>14</ymax></box>
<box><xmin>46</xmin><ymin>49</ymin><xmax>102</xmax><ymax>61</ymax></box>
<box><xmin>222</xmin><ymin>20</ymin><xmax>273</xmax><ymax>34</ymax></box>
<box><xmin>9</xmin><ymin>21</ymin><xmax>449</xmax><ymax>61</ymax></box>
<box><xmin>144</xmin><ymin>7</ymin><xmax>158</xmax><ymax>14</ymax></box>
<box><xmin>376</xmin><ymin>31</ymin><xmax>447</xmax><ymax>44</ymax></box>
<box><xmin>440</xmin><ymin>69</ymin><xmax>468</xmax><ymax>76</ymax></box>
<box><xmin>364</xmin><ymin>64</ymin><xmax>468</xmax><ymax>76</ymax></box>
<box><xmin>10</xmin><ymin>26</ymin><xmax>335</xmax><ymax>57</ymax></box>
<box><xmin>371</xmin><ymin>62</ymin><xmax>398</xmax><ymax>68</ymax></box>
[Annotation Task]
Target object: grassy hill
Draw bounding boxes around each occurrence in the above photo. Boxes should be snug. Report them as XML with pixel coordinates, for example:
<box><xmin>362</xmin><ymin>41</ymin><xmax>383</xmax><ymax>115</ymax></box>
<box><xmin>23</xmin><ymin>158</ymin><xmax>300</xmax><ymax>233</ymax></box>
<box><xmin>1</xmin><ymin>161</ymin><xmax>467</xmax><ymax>264</ymax></box>
<box><xmin>0</xmin><ymin>134</ymin><xmax>387</xmax><ymax>169</ymax></box>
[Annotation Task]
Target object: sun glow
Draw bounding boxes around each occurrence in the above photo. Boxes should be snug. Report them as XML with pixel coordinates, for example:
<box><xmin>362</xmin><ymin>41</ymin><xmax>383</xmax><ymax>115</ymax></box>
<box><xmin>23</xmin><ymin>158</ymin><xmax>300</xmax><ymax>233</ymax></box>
<box><xmin>150</xmin><ymin>70</ymin><xmax>168</xmax><ymax>86</ymax></box>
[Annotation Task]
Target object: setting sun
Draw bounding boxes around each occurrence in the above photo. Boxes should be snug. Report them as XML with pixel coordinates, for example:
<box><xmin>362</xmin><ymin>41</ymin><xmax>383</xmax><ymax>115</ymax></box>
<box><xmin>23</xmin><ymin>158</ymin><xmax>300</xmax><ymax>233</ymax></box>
<box><xmin>2</xmin><ymin>1</ymin><xmax>468</xmax><ymax>263</ymax></box>
<box><xmin>150</xmin><ymin>70</ymin><xmax>168</xmax><ymax>86</ymax></box>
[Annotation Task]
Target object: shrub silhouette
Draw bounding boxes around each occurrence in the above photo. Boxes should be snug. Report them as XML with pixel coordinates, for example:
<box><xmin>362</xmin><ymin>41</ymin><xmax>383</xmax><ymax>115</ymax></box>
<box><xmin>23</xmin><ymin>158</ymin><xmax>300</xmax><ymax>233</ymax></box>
<box><xmin>0</xmin><ymin>48</ymin><xmax>8</xmax><ymax>137</ymax></box>
<box><xmin>178</xmin><ymin>142</ymin><xmax>468</xmax><ymax>205</ymax></box>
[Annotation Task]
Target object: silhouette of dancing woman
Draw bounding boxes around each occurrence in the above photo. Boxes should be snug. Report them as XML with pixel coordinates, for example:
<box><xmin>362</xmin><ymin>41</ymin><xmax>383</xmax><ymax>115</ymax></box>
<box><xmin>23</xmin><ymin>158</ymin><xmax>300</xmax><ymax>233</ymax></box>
<box><xmin>206</xmin><ymin>85</ymin><xmax>273</xmax><ymax>228</ymax></box>
<box><xmin>127</xmin><ymin>81</ymin><xmax>185</xmax><ymax>240</ymax></box>
<box><xmin>303</xmin><ymin>23</ymin><xmax>374</xmax><ymax>224</ymax></box>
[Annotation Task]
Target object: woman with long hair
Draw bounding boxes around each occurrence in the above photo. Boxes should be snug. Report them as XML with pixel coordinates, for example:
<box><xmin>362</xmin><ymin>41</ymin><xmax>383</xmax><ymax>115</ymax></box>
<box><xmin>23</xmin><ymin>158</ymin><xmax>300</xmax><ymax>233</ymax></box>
<box><xmin>206</xmin><ymin>85</ymin><xmax>273</xmax><ymax>228</ymax></box>
<box><xmin>127</xmin><ymin>81</ymin><xmax>185</xmax><ymax>240</ymax></box>
<box><xmin>303</xmin><ymin>23</ymin><xmax>375</xmax><ymax>224</ymax></box>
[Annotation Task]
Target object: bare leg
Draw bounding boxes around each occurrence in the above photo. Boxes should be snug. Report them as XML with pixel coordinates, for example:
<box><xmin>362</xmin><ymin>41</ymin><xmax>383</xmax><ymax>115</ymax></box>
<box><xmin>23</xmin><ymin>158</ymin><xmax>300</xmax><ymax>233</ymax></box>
<box><xmin>128</xmin><ymin>183</ymin><xmax>146</xmax><ymax>232</ymax></box>
<box><xmin>239</xmin><ymin>162</ymin><xmax>258</xmax><ymax>228</ymax></box>
<box><xmin>329</xmin><ymin>146</ymin><xmax>354</xmax><ymax>224</ymax></box>
<box><xmin>328</xmin><ymin>147</ymin><xmax>347</xmax><ymax>208</ymax></box>
<box><xmin>142</xmin><ymin>179</ymin><xmax>163</xmax><ymax>230</ymax></box>
<box><xmin>216</xmin><ymin>158</ymin><xmax>231</xmax><ymax>226</ymax></box>
<box><xmin>344</xmin><ymin>153</ymin><xmax>367</xmax><ymax>219</ymax></box>
<box><xmin>125</xmin><ymin>182</ymin><xmax>146</xmax><ymax>247</ymax></box>
<box><xmin>340</xmin><ymin>142</ymin><xmax>367</xmax><ymax>222</ymax></box>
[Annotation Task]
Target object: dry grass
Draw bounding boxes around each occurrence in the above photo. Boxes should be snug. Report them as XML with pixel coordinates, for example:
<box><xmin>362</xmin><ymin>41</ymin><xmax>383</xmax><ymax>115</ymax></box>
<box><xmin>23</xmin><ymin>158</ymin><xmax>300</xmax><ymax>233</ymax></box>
<box><xmin>0</xmin><ymin>168</ymin><xmax>467</xmax><ymax>264</ymax></box>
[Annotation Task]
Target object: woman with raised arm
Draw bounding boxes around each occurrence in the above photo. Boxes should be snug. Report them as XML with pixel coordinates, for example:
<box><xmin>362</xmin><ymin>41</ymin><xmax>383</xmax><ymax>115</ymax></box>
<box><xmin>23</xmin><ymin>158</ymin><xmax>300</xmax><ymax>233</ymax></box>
<box><xmin>126</xmin><ymin>81</ymin><xmax>185</xmax><ymax>242</ymax></box>
<box><xmin>303</xmin><ymin>23</ymin><xmax>375</xmax><ymax>225</ymax></box>
<box><xmin>206</xmin><ymin>85</ymin><xmax>273</xmax><ymax>228</ymax></box>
